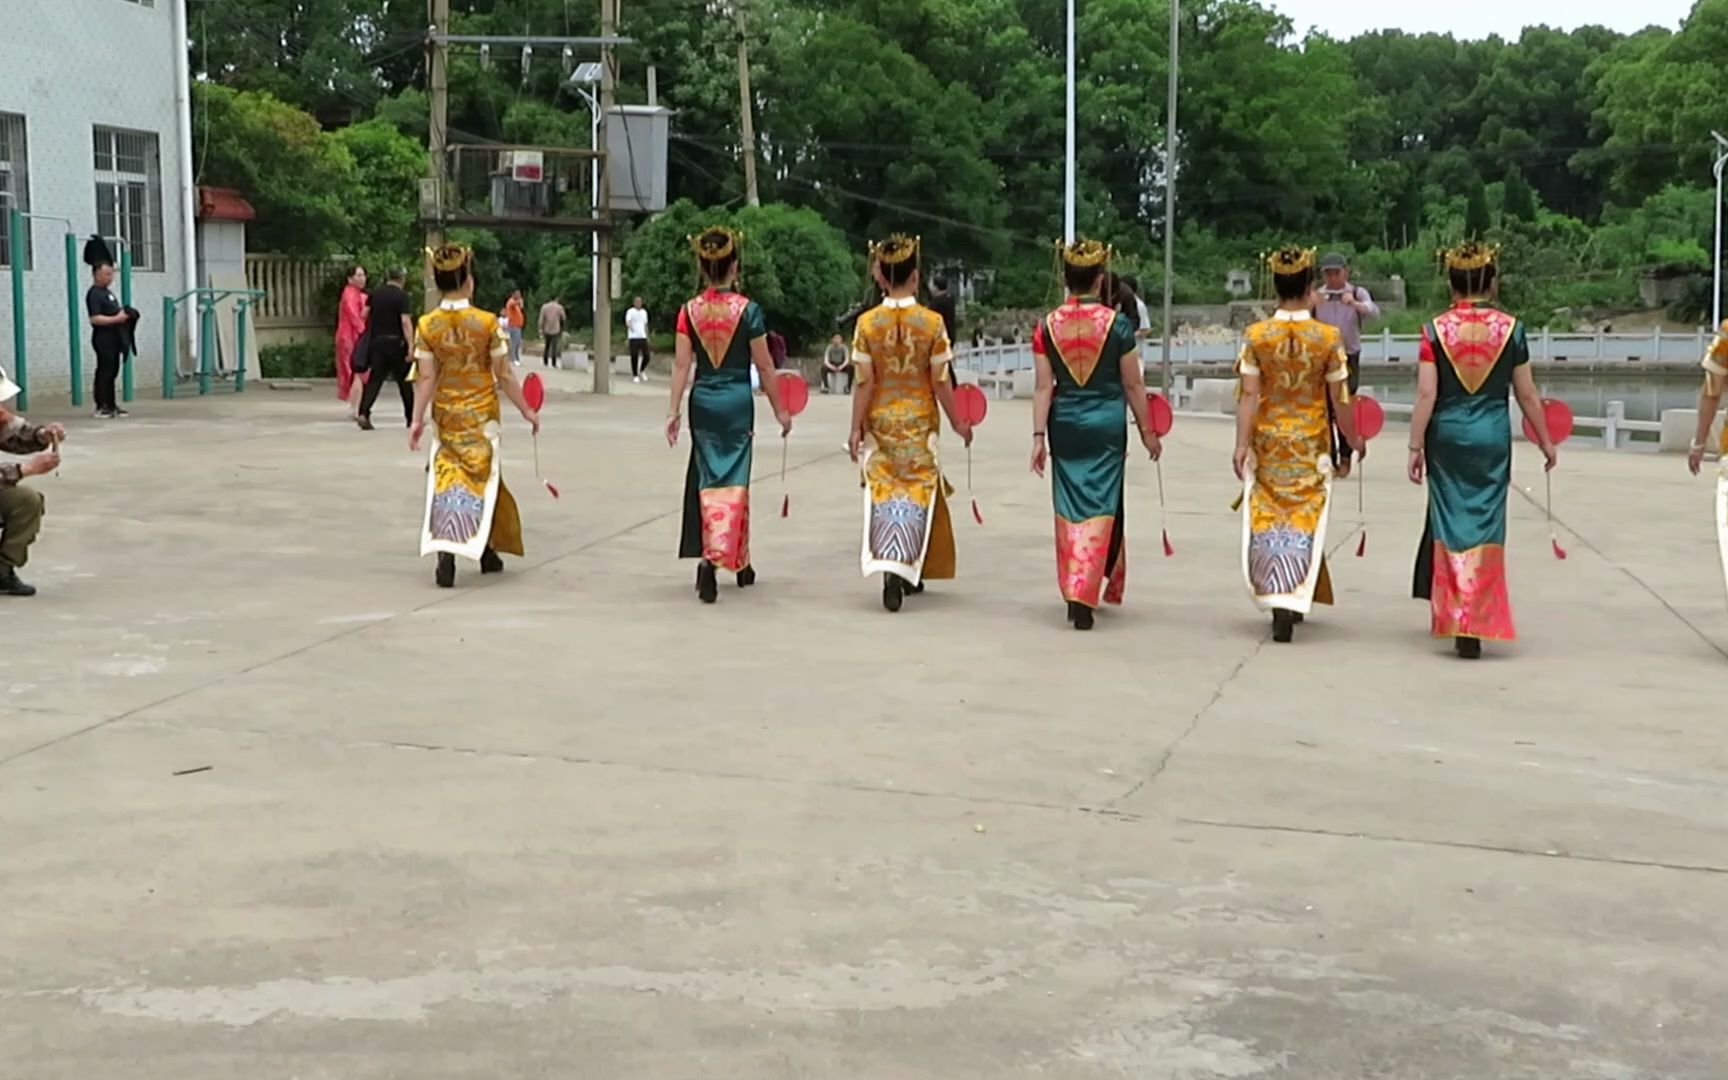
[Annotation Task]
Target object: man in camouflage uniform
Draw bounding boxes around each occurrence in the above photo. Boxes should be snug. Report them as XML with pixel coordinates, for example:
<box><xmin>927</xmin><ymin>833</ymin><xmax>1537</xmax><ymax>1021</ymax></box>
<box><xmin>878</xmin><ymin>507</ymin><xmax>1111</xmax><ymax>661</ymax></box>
<box><xmin>0</xmin><ymin>366</ymin><xmax>63</xmax><ymax>597</ymax></box>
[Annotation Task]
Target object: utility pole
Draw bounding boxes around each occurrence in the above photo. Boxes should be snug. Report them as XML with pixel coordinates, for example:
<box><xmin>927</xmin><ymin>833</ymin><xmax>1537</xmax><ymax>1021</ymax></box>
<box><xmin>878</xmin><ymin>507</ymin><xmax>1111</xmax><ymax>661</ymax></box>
<box><xmin>1159</xmin><ymin>0</ymin><xmax>1179</xmax><ymax>396</ymax></box>
<box><xmin>1062</xmin><ymin>0</ymin><xmax>1075</xmax><ymax>242</ymax></box>
<box><xmin>424</xmin><ymin>0</ymin><xmax>450</xmax><ymax>309</ymax></box>
<box><xmin>735</xmin><ymin>1</ymin><xmax>761</xmax><ymax>207</ymax></box>
<box><xmin>593</xmin><ymin>0</ymin><xmax>616</xmax><ymax>394</ymax></box>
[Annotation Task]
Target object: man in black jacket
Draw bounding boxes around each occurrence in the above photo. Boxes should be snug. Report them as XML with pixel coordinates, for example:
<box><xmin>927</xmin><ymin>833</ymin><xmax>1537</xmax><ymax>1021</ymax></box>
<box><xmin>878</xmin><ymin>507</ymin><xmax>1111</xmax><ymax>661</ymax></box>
<box><xmin>927</xmin><ymin>275</ymin><xmax>959</xmax><ymax>387</ymax></box>
<box><xmin>357</xmin><ymin>267</ymin><xmax>416</xmax><ymax>430</ymax></box>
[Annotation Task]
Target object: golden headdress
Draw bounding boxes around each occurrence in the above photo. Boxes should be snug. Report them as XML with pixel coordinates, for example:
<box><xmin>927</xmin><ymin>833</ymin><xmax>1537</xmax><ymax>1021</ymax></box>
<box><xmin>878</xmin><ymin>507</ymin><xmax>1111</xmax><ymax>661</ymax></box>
<box><xmin>1057</xmin><ymin>238</ymin><xmax>1112</xmax><ymax>269</ymax></box>
<box><xmin>1442</xmin><ymin>240</ymin><xmax>1499</xmax><ymax>273</ymax></box>
<box><xmin>1265</xmin><ymin>247</ymin><xmax>1316</xmax><ymax>275</ymax></box>
<box><xmin>688</xmin><ymin>226</ymin><xmax>740</xmax><ymax>262</ymax></box>
<box><xmin>428</xmin><ymin>243</ymin><xmax>472</xmax><ymax>273</ymax></box>
<box><xmin>870</xmin><ymin>234</ymin><xmax>921</xmax><ymax>267</ymax></box>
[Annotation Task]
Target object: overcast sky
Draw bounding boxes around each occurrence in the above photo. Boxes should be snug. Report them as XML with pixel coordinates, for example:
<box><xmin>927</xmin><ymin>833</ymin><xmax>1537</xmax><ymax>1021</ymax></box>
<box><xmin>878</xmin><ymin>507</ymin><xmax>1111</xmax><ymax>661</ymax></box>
<box><xmin>1268</xmin><ymin>0</ymin><xmax>1694</xmax><ymax>40</ymax></box>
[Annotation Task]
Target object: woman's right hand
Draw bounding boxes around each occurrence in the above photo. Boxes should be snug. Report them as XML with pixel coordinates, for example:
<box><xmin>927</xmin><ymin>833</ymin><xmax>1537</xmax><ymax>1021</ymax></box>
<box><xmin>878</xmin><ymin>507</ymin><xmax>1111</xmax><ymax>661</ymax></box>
<box><xmin>665</xmin><ymin>413</ymin><xmax>681</xmax><ymax>448</ymax></box>
<box><xmin>776</xmin><ymin>409</ymin><xmax>793</xmax><ymax>437</ymax></box>
<box><xmin>1408</xmin><ymin>447</ymin><xmax>1425</xmax><ymax>485</ymax></box>
<box><xmin>1030</xmin><ymin>437</ymin><xmax>1047</xmax><ymax>477</ymax></box>
<box><xmin>1689</xmin><ymin>444</ymin><xmax>1708</xmax><ymax>476</ymax></box>
<box><xmin>1232</xmin><ymin>445</ymin><xmax>1250</xmax><ymax>482</ymax></box>
<box><xmin>409</xmin><ymin>420</ymin><xmax>425</xmax><ymax>453</ymax></box>
<box><xmin>1541</xmin><ymin>442</ymin><xmax>1559</xmax><ymax>472</ymax></box>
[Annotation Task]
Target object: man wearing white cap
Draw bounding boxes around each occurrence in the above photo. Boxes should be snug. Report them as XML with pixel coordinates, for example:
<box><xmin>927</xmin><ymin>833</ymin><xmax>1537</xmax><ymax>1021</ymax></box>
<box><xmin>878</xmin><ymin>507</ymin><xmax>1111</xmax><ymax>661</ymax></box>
<box><xmin>0</xmin><ymin>366</ymin><xmax>63</xmax><ymax>596</ymax></box>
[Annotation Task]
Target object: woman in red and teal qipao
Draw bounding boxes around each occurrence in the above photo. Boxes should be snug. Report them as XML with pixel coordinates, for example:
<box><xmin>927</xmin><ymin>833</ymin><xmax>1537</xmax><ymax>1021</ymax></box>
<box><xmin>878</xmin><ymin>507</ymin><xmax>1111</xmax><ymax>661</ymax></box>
<box><xmin>1407</xmin><ymin>241</ymin><xmax>1558</xmax><ymax>660</ymax></box>
<box><xmin>1030</xmin><ymin>240</ymin><xmax>1161</xmax><ymax>631</ymax></box>
<box><xmin>666</xmin><ymin>227</ymin><xmax>791</xmax><ymax>604</ymax></box>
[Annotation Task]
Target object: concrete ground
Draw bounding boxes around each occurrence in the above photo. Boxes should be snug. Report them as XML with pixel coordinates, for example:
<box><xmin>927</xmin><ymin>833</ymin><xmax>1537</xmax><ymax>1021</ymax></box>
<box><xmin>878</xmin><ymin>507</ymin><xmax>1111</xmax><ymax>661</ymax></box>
<box><xmin>2</xmin><ymin>373</ymin><xmax>1725</xmax><ymax>1079</ymax></box>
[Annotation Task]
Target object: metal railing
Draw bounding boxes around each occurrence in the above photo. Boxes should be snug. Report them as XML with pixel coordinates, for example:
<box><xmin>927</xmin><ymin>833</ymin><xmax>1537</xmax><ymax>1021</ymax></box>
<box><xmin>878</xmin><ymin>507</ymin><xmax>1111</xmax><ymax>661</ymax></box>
<box><xmin>161</xmin><ymin>288</ymin><xmax>266</xmax><ymax>398</ymax></box>
<box><xmin>957</xmin><ymin>326</ymin><xmax>1721</xmax><ymax>375</ymax></box>
<box><xmin>1162</xmin><ymin>378</ymin><xmax>1669</xmax><ymax>452</ymax></box>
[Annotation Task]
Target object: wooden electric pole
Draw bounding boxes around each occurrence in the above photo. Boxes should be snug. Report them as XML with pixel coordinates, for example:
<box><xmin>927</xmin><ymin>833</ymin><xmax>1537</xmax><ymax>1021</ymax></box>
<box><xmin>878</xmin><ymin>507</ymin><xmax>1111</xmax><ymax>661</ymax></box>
<box><xmin>424</xmin><ymin>0</ymin><xmax>450</xmax><ymax>308</ymax></box>
<box><xmin>592</xmin><ymin>0</ymin><xmax>616</xmax><ymax>394</ymax></box>
<box><xmin>735</xmin><ymin>2</ymin><xmax>760</xmax><ymax>207</ymax></box>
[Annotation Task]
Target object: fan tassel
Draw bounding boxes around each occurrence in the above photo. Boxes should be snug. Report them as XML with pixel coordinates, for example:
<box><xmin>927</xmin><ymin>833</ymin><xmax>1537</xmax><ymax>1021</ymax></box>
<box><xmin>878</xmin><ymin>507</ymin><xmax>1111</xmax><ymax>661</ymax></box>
<box><xmin>781</xmin><ymin>494</ymin><xmax>790</xmax><ymax>518</ymax></box>
<box><xmin>1356</xmin><ymin>531</ymin><xmax>1367</xmax><ymax>557</ymax></box>
<box><xmin>543</xmin><ymin>480</ymin><xmax>560</xmax><ymax>499</ymax></box>
<box><xmin>1551</xmin><ymin>536</ymin><xmax>1568</xmax><ymax>560</ymax></box>
<box><xmin>1161</xmin><ymin>529</ymin><xmax>1175</xmax><ymax>557</ymax></box>
<box><xmin>971</xmin><ymin>498</ymin><xmax>984</xmax><ymax>526</ymax></box>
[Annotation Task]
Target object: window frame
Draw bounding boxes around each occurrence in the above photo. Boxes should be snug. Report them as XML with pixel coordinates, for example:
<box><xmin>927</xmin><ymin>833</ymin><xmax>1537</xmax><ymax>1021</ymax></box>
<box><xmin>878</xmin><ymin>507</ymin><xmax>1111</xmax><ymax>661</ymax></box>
<box><xmin>92</xmin><ymin>125</ymin><xmax>164</xmax><ymax>273</ymax></box>
<box><xmin>0</xmin><ymin>111</ymin><xmax>32</xmax><ymax>271</ymax></box>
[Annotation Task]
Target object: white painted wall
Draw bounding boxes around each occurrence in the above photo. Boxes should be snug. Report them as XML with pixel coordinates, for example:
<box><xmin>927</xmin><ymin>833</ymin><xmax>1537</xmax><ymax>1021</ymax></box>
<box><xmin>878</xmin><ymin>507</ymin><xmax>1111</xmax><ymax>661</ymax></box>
<box><xmin>0</xmin><ymin>0</ymin><xmax>189</xmax><ymax>403</ymax></box>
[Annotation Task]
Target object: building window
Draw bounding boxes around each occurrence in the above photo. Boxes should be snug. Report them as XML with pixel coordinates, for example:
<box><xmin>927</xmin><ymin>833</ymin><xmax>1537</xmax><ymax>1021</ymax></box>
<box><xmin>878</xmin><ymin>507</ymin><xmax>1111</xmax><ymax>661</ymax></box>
<box><xmin>93</xmin><ymin>126</ymin><xmax>164</xmax><ymax>272</ymax></box>
<box><xmin>120</xmin><ymin>0</ymin><xmax>156</xmax><ymax>7</ymax></box>
<box><xmin>0</xmin><ymin>112</ymin><xmax>31</xmax><ymax>270</ymax></box>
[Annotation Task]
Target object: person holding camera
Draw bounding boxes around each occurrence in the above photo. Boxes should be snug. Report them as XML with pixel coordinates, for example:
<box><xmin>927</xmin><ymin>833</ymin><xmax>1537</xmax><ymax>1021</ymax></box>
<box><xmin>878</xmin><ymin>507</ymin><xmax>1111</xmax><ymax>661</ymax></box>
<box><xmin>0</xmin><ymin>366</ymin><xmax>63</xmax><ymax>597</ymax></box>
<box><xmin>1313</xmin><ymin>252</ymin><xmax>1379</xmax><ymax>467</ymax></box>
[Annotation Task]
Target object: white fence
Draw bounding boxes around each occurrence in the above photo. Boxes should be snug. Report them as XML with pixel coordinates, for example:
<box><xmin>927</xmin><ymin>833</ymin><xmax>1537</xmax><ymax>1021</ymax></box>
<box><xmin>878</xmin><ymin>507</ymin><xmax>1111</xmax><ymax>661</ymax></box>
<box><xmin>959</xmin><ymin>327</ymin><xmax>1720</xmax><ymax>375</ymax></box>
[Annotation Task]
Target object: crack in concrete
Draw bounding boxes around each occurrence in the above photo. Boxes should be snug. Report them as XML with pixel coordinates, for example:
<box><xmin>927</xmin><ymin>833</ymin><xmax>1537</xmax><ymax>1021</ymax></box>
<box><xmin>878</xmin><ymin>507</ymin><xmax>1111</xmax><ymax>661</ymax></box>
<box><xmin>0</xmin><ymin>447</ymin><xmax>848</xmax><ymax>772</ymax></box>
<box><xmin>1176</xmin><ymin>815</ymin><xmax>1728</xmax><ymax>876</ymax></box>
<box><xmin>1106</xmin><ymin>642</ymin><xmax>1264</xmax><ymax>808</ymax></box>
<box><xmin>1102</xmin><ymin>524</ymin><xmax>1361</xmax><ymax>810</ymax></box>
<box><xmin>122</xmin><ymin>717</ymin><xmax>1096</xmax><ymax>817</ymax></box>
<box><xmin>1511</xmin><ymin>479</ymin><xmax>1728</xmax><ymax>660</ymax></box>
<box><xmin>69</xmin><ymin>715</ymin><xmax>1728</xmax><ymax>878</ymax></box>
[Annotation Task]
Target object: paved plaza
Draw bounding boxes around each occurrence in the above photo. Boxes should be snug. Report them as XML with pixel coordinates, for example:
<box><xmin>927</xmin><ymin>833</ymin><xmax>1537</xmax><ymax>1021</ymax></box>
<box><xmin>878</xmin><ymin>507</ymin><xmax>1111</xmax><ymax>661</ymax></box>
<box><xmin>2</xmin><ymin>380</ymin><xmax>1725</xmax><ymax>1079</ymax></box>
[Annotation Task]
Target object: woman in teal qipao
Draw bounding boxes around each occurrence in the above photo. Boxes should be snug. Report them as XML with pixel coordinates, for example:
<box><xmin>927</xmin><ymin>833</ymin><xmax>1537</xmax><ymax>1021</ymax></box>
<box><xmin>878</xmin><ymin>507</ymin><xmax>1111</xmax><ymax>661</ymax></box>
<box><xmin>1030</xmin><ymin>239</ymin><xmax>1161</xmax><ymax>631</ymax></box>
<box><xmin>666</xmin><ymin>226</ymin><xmax>791</xmax><ymax>604</ymax></box>
<box><xmin>1407</xmin><ymin>240</ymin><xmax>1558</xmax><ymax>659</ymax></box>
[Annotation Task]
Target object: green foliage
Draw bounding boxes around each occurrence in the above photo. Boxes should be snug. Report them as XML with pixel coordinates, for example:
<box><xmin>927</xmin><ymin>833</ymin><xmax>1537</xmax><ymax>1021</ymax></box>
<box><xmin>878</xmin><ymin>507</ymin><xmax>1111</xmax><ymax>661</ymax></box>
<box><xmin>332</xmin><ymin>119</ymin><xmax>428</xmax><ymax>265</ymax></box>
<box><xmin>620</xmin><ymin>200</ymin><xmax>858</xmax><ymax>351</ymax></box>
<box><xmin>194</xmin><ymin>84</ymin><xmax>354</xmax><ymax>255</ymax></box>
<box><xmin>1584</xmin><ymin>1</ymin><xmax>1728</xmax><ymax>203</ymax></box>
<box><xmin>1503</xmin><ymin>169</ymin><xmax>1538</xmax><ymax>223</ymax></box>
<box><xmin>259</xmin><ymin>340</ymin><xmax>335</xmax><ymax>379</ymax></box>
<box><xmin>1464</xmin><ymin>177</ymin><xmax>1492</xmax><ymax>239</ymax></box>
<box><xmin>198</xmin><ymin>0</ymin><xmax>1727</xmax><ymax>330</ymax></box>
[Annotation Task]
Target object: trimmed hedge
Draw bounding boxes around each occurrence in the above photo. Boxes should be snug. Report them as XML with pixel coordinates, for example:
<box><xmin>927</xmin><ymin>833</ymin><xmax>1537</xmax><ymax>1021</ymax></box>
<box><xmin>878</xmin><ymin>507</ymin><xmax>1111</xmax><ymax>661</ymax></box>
<box><xmin>259</xmin><ymin>340</ymin><xmax>335</xmax><ymax>379</ymax></box>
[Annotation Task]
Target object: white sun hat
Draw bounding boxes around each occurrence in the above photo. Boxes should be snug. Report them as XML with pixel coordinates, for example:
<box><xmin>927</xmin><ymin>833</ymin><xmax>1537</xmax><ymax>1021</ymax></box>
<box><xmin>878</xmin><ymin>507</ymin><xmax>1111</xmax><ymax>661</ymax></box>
<box><xmin>0</xmin><ymin>365</ymin><xmax>18</xmax><ymax>403</ymax></box>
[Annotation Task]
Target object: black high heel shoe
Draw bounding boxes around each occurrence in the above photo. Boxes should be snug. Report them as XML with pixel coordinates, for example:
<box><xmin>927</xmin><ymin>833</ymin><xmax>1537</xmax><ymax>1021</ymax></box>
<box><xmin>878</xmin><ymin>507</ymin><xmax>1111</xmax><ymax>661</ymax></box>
<box><xmin>480</xmin><ymin>547</ymin><xmax>504</xmax><ymax>574</ymax></box>
<box><xmin>697</xmin><ymin>561</ymin><xmax>718</xmax><ymax>604</ymax></box>
<box><xmin>882</xmin><ymin>574</ymin><xmax>904</xmax><ymax>612</ymax></box>
<box><xmin>1071</xmin><ymin>603</ymin><xmax>1095</xmax><ymax>631</ymax></box>
<box><xmin>736</xmin><ymin>565</ymin><xmax>756</xmax><ymax>588</ymax></box>
<box><xmin>435</xmin><ymin>553</ymin><xmax>456</xmax><ymax>588</ymax></box>
<box><xmin>1455</xmin><ymin>636</ymin><xmax>1481</xmax><ymax>660</ymax></box>
<box><xmin>1271</xmin><ymin>609</ymin><xmax>1295</xmax><ymax>643</ymax></box>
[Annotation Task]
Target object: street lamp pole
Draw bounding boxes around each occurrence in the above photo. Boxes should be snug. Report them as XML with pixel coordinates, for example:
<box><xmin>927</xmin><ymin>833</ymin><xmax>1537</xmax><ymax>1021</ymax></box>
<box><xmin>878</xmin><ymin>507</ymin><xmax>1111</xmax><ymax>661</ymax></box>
<box><xmin>1712</xmin><ymin>131</ymin><xmax>1727</xmax><ymax>330</ymax></box>
<box><xmin>1063</xmin><ymin>0</ymin><xmax>1075</xmax><ymax>243</ymax></box>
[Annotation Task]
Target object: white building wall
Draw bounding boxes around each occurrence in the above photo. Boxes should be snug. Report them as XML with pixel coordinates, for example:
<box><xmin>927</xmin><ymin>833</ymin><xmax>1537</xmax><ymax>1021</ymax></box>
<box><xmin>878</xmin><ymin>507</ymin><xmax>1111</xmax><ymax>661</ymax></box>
<box><xmin>0</xmin><ymin>0</ymin><xmax>189</xmax><ymax>403</ymax></box>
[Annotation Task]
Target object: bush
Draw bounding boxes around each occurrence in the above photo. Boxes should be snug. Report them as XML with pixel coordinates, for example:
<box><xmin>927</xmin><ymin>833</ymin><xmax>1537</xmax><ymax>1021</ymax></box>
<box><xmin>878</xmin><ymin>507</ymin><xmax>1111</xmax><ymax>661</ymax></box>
<box><xmin>259</xmin><ymin>340</ymin><xmax>335</xmax><ymax>379</ymax></box>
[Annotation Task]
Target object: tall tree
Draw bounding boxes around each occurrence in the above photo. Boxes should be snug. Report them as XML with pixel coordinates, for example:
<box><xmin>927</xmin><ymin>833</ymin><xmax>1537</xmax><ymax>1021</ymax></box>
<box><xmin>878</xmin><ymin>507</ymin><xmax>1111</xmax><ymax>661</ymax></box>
<box><xmin>1464</xmin><ymin>175</ymin><xmax>1492</xmax><ymax>238</ymax></box>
